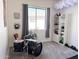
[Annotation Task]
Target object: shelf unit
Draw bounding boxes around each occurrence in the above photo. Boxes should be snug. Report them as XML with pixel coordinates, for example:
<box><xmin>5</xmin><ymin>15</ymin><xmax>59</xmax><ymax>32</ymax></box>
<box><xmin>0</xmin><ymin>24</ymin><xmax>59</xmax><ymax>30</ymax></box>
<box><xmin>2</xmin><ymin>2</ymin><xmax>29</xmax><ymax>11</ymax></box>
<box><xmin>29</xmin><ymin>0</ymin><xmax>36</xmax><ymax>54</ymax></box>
<box><xmin>54</xmin><ymin>13</ymin><xmax>65</xmax><ymax>45</ymax></box>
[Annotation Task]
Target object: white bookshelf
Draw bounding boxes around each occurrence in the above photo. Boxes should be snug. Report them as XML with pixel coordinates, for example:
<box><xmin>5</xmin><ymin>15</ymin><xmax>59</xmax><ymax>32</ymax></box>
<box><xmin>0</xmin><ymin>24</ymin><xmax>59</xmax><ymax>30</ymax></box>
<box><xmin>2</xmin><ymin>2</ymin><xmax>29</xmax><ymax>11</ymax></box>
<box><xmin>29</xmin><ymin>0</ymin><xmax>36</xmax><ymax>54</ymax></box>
<box><xmin>54</xmin><ymin>13</ymin><xmax>65</xmax><ymax>45</ymax></box>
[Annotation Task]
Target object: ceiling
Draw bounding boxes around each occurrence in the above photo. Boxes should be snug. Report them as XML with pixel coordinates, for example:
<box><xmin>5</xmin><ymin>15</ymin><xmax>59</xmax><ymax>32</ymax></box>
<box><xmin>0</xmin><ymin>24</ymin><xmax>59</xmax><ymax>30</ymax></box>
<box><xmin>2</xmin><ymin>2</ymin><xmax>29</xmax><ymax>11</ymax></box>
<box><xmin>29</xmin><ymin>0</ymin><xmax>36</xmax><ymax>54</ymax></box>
<box><xmin>54</xmin><ymin>0</ymin><xmax>78</xmax><ymax>10</ymax></box>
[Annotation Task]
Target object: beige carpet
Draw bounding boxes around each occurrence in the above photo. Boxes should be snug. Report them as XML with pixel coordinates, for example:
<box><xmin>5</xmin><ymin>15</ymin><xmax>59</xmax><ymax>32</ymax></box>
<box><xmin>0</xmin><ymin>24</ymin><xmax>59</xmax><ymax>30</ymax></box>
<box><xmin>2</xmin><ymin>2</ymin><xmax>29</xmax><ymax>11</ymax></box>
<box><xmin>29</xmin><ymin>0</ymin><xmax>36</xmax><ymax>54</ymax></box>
<box><xmin>8</xmin><ymin>42</ymin><xmax>78</xmax><ymax>59</ymax></box>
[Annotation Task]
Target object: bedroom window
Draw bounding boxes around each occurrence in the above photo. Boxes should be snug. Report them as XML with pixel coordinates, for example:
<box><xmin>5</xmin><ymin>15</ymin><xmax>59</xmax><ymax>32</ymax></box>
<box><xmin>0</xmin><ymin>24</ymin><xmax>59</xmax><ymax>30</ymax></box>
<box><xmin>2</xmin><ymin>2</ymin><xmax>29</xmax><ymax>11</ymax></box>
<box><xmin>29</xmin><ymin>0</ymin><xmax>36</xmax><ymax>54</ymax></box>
<box><xmin>28</xmin><ymin>8</ymin><xmax>36</xmax><ymax>30</ymax></box>
<box><xmin>28</xmin><ymin>7</ymin><xmax>46</xmax><ymax>30</ymax></box>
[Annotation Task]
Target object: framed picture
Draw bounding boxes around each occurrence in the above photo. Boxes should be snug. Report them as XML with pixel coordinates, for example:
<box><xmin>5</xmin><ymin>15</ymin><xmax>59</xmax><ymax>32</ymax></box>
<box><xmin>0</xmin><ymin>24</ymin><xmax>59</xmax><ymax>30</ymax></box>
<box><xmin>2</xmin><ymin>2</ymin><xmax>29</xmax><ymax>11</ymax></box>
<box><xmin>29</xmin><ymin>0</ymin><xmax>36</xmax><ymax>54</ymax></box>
<box><xmin>14</xmin><ymin>12</ymin><xmax>20</xmax><ymax>19</ymax></box>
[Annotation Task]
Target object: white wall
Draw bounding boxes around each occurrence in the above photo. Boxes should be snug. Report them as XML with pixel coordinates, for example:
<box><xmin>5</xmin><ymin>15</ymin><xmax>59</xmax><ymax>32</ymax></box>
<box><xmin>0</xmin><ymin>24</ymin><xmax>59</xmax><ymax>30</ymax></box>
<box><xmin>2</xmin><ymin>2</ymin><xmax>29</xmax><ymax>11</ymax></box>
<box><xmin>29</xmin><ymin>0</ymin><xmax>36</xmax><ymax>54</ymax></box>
<box><xmin>52</xmin><ymin>4</ymin><xmax>78</xmax><ymax>49</ymax></box>
<box><xmin>0</xmin><ymin>0</ymin><xmax>8</xmax><ymax>59</ymax></box>
<box><xmin>0</xmin><ymin>0</ymin><xmax>4</xmax><ymax>28</ymax></box>
<box><xmin>0</xmin><ymin>28</ymin><xmax>8</xmax><ymax>59</ymax></box>
<box><xmin>6</xmin><ymin>0</ymin><xmax>57</xmax><ymax>47</ymax></box>
<box><xmin>61</xmin><ymin>5</ymin><xmax>78</xmax><ymax>48</ymax></box>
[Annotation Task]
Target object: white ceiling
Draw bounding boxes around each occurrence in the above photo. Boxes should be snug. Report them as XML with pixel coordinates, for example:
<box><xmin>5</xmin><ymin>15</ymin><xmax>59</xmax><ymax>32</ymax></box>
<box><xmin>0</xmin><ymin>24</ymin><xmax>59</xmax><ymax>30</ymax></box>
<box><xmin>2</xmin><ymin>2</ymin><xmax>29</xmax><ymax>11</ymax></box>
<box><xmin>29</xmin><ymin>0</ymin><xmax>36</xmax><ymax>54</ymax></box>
<box><xmin>54</xmin><ymin>0</ymin><xmax>78</xmax><ymax>10</ymax></box>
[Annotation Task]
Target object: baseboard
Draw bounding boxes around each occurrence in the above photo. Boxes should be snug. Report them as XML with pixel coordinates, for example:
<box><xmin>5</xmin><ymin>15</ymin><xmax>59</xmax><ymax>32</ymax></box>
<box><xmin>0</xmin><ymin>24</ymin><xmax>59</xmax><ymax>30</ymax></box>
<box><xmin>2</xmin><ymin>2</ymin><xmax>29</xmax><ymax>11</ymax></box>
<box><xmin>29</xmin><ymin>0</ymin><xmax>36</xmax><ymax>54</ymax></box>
<box><xmin>41</xmin><ymin>40</ymin><xmax>51</xmax><ymax>43</ymax></box>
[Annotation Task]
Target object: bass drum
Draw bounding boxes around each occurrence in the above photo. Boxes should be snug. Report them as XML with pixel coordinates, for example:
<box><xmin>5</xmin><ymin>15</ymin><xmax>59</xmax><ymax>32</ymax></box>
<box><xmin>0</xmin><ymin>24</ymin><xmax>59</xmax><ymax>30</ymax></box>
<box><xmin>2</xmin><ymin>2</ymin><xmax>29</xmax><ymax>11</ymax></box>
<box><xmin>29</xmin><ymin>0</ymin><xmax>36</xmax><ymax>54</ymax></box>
<box><xmin>28</xmin><ymin>42</ymin><xmax>43</xmax><ymax>57</ymax></box>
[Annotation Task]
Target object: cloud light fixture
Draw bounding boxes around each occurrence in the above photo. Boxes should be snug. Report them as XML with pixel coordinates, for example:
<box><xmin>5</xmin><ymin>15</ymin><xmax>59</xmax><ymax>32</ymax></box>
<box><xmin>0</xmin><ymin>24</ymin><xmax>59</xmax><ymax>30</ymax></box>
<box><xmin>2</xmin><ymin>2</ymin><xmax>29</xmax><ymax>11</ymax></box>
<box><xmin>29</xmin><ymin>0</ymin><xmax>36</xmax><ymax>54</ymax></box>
<box><xmin>54</xmin><ymin>0</ymin><xmax>78</xmax><ymax>10</ymax></box>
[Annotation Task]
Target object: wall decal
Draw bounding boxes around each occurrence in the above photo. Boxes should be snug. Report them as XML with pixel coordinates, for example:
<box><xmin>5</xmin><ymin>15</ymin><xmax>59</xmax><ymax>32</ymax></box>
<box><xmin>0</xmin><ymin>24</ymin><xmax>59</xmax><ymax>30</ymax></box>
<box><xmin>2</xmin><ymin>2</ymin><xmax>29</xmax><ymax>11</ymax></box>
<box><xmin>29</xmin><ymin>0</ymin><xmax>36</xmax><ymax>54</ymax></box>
<box><xmin>14</xmin><ymin>24</ymin><xmax>20</xmax><ymax>29</ymax></box>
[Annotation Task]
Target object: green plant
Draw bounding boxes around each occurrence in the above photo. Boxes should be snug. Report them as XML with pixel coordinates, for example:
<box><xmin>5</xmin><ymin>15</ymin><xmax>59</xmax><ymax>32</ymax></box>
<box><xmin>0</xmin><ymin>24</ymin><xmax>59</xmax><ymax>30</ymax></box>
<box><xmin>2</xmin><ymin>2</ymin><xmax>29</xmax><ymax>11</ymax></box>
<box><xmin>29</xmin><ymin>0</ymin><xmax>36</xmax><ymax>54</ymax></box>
<box><xmin>59</xmin><ymin>36</ymin><xmax>64</xmax><ymax>44</ymax></box>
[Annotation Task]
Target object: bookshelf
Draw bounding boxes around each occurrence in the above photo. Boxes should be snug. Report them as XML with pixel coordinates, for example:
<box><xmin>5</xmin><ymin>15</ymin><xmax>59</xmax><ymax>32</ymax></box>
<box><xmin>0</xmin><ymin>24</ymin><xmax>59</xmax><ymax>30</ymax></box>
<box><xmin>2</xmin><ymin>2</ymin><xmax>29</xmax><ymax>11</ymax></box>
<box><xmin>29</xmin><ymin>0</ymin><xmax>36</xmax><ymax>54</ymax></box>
<box><xmin>54</xmin><ymin>13</ymin><xmax>65</xmax><ymax>45</ymax></box>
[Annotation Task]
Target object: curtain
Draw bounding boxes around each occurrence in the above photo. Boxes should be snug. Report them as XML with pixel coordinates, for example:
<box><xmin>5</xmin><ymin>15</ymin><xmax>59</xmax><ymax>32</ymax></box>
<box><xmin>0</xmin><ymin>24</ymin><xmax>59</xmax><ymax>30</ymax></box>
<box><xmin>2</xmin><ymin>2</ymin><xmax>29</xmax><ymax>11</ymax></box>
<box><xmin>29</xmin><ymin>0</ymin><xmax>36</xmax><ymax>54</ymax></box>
<box><xmin>45</xmin><ymin>8</ymin><xmax>50</xmax><ymax>38</ymax></box>
<box><xmin>22</xmin><ymin>4</ymin><xmax>28</xmax><ymax>39</ymax></box>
